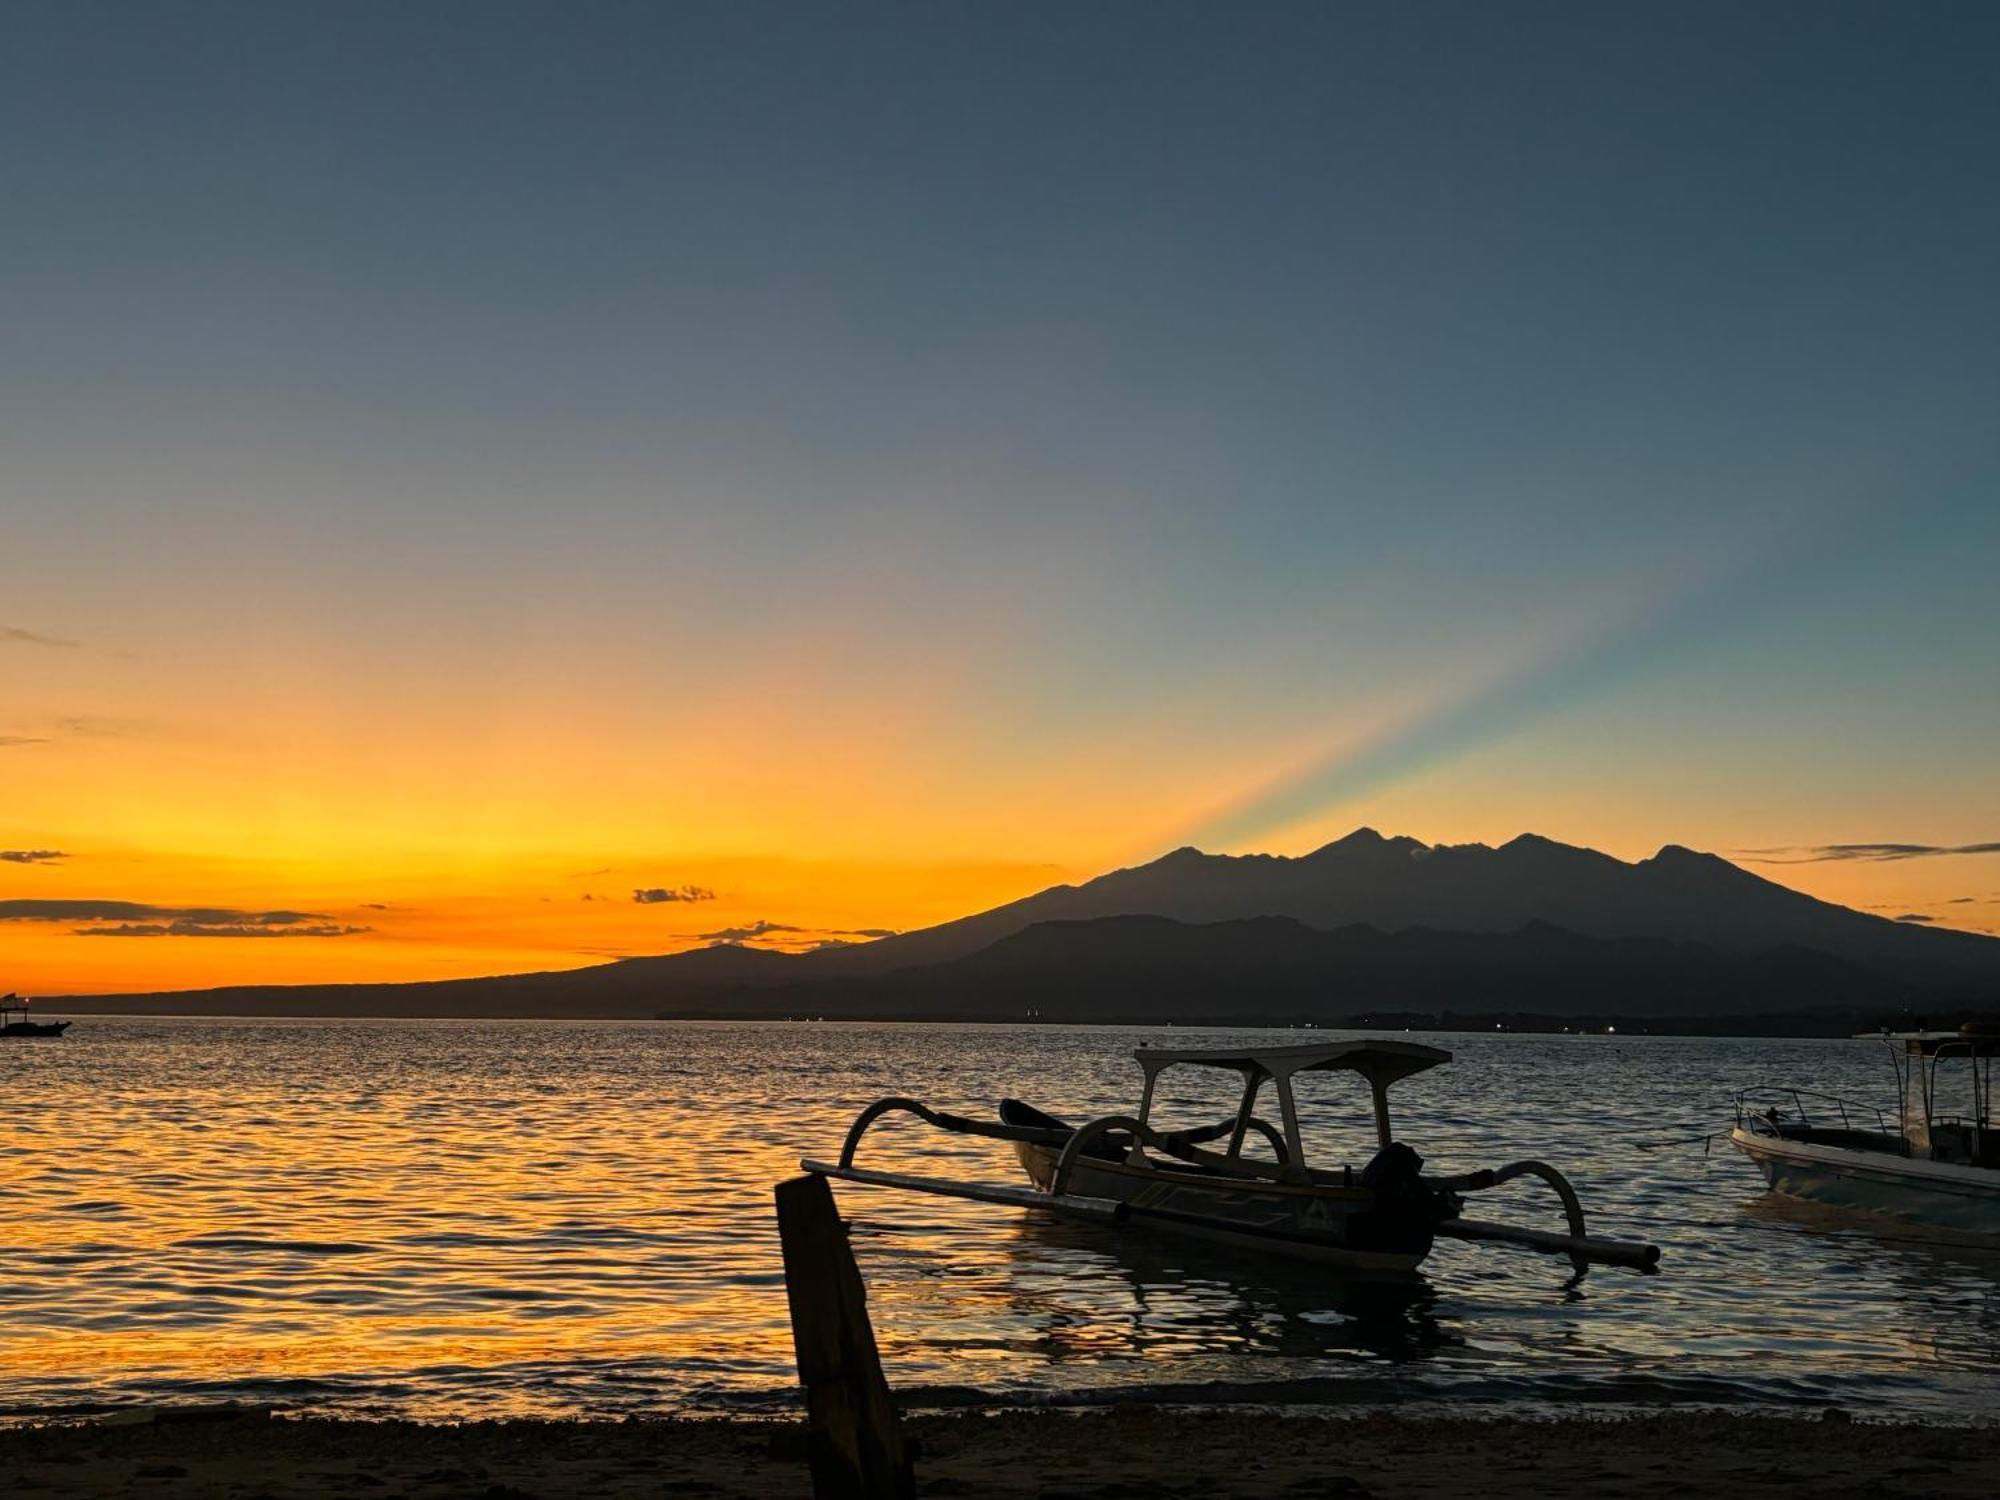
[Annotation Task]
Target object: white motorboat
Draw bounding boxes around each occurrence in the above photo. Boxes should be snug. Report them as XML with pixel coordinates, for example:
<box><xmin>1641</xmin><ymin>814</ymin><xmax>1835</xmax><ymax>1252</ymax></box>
<box><xmin>1731</xmin><ymin>1029</ymin><xmax>2000</xmax><ymax>1232</ymax></box>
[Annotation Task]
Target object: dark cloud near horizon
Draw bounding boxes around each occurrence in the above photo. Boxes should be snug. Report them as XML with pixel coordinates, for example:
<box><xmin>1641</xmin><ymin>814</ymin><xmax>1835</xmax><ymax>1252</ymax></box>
<box><xmin>700</xmin><ymin>920</ymin><xmax>804</xmax><ymax>942</ymax></box>
<box><xmin>1893</xmin><ymin>913</ymin><xmax>1936</xmax><ymax>923</ymax></box>
<box><xmin>0</xmin><ymin>850</ymin><xmax>66</xmax><ymax>864</ymax></box>
<box><xmin>633</xmin><ymin>885</ymin><xmax>716</xmax><ymax>904</ymax></box>
<box><xmin>0</xmin><ymin>736</ymin><xmax>50</xmax><ymax>747</ymax></box>
<box><xmin>2</xmin><ymin>626</ymin><xmax>76</xmax><ymax>648</ymax></box>
<box><xmin>1741</xmin><ymin>842</ymin><xmax>2000</xmax><ymax>864</ymax></box>
<box><xmin>2</xmin><ymin>899</ymin><xmax>185</xmax><ymax>922</ymax></box>
<box><xmin>700</xmin><ymin>920</ymin><xmax>898</xmax><ymax>947</ymax></box>
<box><xmin>75</xmin><ymin>920</ymin><xmax>370</xmax><ymax>938</ymax></box>
<box><xmin>0</xmin><ymin>899</ymin><xmax>364</xmax><ymax>939</ymax></box>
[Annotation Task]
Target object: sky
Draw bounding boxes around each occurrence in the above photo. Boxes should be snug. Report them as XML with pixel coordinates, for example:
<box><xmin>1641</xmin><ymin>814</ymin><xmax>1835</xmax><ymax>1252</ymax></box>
<box><xmin>4</xmin><ymin>2</ymin><xmax>1998</xmax><ymax>994</ymax></box>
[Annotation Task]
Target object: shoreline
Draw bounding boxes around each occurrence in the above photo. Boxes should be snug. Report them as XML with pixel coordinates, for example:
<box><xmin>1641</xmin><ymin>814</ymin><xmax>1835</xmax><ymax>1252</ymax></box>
<box><xmin>14</xmin><ymin>1006</ymin><xmax>1936</xmax><ymax>1038</ymax></box>
<box><xmin>5</xmin><ymin>1409</ymin><xmax>1999</xmax><ymax>1497</ymax></box>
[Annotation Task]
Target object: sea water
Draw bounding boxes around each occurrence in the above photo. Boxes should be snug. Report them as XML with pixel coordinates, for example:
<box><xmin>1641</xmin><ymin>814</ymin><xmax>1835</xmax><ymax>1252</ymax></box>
<box><xmin>5</xmin><ymin>1018</ymin><xmax>1998</xmax><ymax>1421</ymax></box>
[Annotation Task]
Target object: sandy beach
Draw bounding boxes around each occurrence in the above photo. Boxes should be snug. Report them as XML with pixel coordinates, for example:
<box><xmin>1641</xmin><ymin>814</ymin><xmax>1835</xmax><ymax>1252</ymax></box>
<box><xmin>4</xmin><ymin>1408</ymin><xmax>1998</xmax><ymax>1498</ymax></box>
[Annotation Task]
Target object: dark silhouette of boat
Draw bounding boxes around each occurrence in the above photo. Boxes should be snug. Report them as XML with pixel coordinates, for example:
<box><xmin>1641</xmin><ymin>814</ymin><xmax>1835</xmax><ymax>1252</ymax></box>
<box><xmin>806</xmin><ymin>1038</ymin><xmax>1660</xmax><ymax>1275</ymax></box>
<box><xmin>1</xmin><ymin>994</ymin><xmax>70</xmax><ymax>1037</ymax></box>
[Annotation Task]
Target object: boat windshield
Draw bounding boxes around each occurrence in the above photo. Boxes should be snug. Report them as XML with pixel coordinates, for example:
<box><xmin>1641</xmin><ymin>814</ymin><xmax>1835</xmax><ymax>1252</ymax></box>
<box><xmin>1885</xmin><ymin>1034</ymin><xmax>1998</xmax><ymax>1165</ymax></box>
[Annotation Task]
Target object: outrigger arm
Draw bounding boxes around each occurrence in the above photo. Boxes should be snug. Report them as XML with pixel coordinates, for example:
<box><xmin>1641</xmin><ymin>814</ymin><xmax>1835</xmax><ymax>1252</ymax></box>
<box><xmin>1433</xmin><ymin>1159</ymin><xmax>1658</xmax><ymax>1272</ymax></box>
<box><xmin>810</xmin><ymin>1093</ymin><xmax>1661</xmax><ymax>1274</ymax></box>
<box><xmin>801</xmin><ymin>1158</ymin><xmax>1131</xmax><ymax>1224</ymax></box>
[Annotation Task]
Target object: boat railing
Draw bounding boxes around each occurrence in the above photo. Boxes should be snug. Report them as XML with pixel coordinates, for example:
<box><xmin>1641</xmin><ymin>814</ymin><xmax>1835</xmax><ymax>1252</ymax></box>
<box><xmin>1733</xmin><ymin>1086</ymin><xmax>1897</xmax><ymax>1141</ymax></box>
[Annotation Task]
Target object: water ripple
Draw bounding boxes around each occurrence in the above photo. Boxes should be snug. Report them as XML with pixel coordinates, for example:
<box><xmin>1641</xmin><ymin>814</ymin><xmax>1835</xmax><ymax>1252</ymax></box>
<box><xmin>5</xmin><ymin>1018</ymin><xmax>2000</xmax><ymax>1420</ymax></box>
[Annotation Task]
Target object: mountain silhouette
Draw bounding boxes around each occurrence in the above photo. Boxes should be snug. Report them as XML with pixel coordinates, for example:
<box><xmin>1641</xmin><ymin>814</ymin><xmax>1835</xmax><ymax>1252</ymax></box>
<box><xmin>52</xmin><ymin>830</ymin><xmax>2000</xmax><ymax>1023</ymax></box>
<box><xmin>774</xmin><ymin>914</ymin><xmax>1916</xmax><ymax>1023</ymax></box>
<box><xmin>807</xmin><ymin>829</ymin><xmax>2000</xmax><ymax>981</ymax></box>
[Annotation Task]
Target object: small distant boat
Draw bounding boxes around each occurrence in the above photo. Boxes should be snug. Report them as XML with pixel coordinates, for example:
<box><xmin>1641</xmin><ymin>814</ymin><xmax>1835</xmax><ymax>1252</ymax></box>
<box><xmin>805</xmin><ymin>1038</ymin><xmax>1660</xmax><ymax>1275</ymax></box>
<box><xmin>1</xmin><ymin>993</ymin><xmax>70</xmax><ymax>1037</ymax></box>
<box><xmin>1731</xmin><ymin>1028</ymin><xmax>2000</xmax><ymax>1232</ymax></box>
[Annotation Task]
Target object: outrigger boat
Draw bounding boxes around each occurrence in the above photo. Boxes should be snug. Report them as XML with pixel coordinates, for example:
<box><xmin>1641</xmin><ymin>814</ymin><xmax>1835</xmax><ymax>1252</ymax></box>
<box><xmin>1732</xmin><ymin>1028</ymin><xmax>2000</xmax><ymax>1232</ymax></box>
<box><xmin>804</xmin><ymin>1039</ymin><xmax>1660</xmax><ymax>1274</ymax></box>
<box><xmin>1</xmin><ymin>994</ymin><xmax>70</xmax><ymax>1037</ymax></box>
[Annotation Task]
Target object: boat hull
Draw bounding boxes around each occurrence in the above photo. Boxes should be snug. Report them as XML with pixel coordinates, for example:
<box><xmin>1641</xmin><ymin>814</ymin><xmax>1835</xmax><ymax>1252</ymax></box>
<box><xmin>1014</xmin><ymin>1142</ymin><xmax>1434</xmax><ymax>1274</ymax></box>
<box><xmin>1</xmin><ymin>1021</ymin><xmax>69</xmax><ymax>1037</ymax></box>
<box><xmin>1730</xmin><ymin>1127</ymin><xmax>2000</xmax><ymax>1233</ymax></box>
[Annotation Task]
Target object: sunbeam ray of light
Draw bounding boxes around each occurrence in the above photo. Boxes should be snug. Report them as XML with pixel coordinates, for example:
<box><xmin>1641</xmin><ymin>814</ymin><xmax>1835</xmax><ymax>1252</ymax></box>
<box><xmin>1167</xmin><ymin>466</ymin><xmax>1991</xmax><ymax>855</ymax></box>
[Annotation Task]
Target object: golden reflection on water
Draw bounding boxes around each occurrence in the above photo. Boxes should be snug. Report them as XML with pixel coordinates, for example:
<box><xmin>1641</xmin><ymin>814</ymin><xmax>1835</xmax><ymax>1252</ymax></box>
<box><xmin>8</xmin><ymin>1019</ymin><xmax>2000</xmax><ymax>1419</ymax></box>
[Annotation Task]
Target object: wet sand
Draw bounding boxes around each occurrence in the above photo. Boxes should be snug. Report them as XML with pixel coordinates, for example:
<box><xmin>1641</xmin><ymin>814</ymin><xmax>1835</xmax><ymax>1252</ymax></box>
<box><xmin>3</xmin><ymin>1408</ymin><xmax>1997</xmax><ymax>1498</ymax></box>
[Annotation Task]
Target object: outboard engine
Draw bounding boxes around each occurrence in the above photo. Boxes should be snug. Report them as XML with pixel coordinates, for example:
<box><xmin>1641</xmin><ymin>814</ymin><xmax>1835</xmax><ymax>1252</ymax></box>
<box><xmin>1361</xmin><ymin>1141</ymin><xmax>1461</xmax><ymax>1222</ymax></box>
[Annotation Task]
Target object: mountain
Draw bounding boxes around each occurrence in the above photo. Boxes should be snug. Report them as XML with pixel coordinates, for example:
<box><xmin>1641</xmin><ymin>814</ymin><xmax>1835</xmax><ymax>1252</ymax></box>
<box><xmin>739</xmin><ymin>914</ymin><xmax>1924</xmax><ymax>1024</ymax></box>
<box><xmin>808</xmin><ymin>829</ymin><xmax>2000</xmax><ymax>982</ymax></box>
<box><xmin>56</xmin><ymin>943</ymin><xmax>804</xmax><ymax>1018</ymax></box>
<box><xmin>49</xmin><ymin>830</ymin><xmax>2000</xmax><ymax>1022</ymax></box>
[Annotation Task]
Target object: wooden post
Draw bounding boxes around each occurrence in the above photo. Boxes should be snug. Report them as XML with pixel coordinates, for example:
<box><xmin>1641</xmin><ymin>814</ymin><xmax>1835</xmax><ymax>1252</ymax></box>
<box><xmin>775</xmin><ymin>1173</ymin><xmax>915</xmax><ymax>1500</ymax></box>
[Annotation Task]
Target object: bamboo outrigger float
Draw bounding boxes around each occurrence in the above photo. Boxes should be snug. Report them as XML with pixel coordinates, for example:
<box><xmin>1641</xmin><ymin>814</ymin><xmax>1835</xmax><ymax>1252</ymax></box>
<box><xmin>804</xmin><ymin>1039</ymin><xmax>1660</xmax><ymax>1275</ymax></box>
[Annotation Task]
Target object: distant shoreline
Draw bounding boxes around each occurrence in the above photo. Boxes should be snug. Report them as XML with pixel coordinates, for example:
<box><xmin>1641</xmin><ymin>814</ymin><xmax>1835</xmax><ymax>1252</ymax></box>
<box><xmin>24</xmin><ymin>1002</ymin><xmax>1965</xmax><ymax>1039</ymax></box>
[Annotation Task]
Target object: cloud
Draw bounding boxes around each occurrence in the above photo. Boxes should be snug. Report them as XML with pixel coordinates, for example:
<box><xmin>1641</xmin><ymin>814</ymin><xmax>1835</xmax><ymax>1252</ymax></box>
<box><xmin>2</xmin><ymin>627</ymin><xmax>77</xmax><ymax>648</ymax></box>
<box><xmin>0</xmin><ymin>850</ymin><xmax>66</xmax><ymax>864</ymax></box>
<box><xmin>633</xmin><ymin>885</ymin><xmax>717</xmax><ymax>904</ymax></box>
<box><xmin>1948</xmin><ymin>897</ymin><xmax>1978</xmax><ymax>904</ymax></box>
<box><xmin>1</xmin><ymin>900</ymin><xmax>176</xmax><ymax>922</ymax></box>
<box><xmin>0</xmin><ymin>899</ymin><xmax>366</xmax><ymax>938</ymax></box>
<box><xmin>1738</xmin><ymin>842</ymin><xmax>2000</xmax><ymax>864</ymax></box>
<box><xmin>74</xmin><ymin>921</ymin><xmax>370</xmax><ymax>938</ymax></box>
<box><xmin>802</xmin><ymin>930</ymin><xmax>897</xmax><ymax>949</ymax></box>
<box><xmin>1893</xmin><ymin>913</ymin><xmax>1936</xmax><ymax>924</ymax></box>
<box><xmin>699</xmin><ymin>920</ymin><xmax>805</xmax><ymax>942</ymax></box>
<box><xmin>58</xmin><ymin>715</ymin><xmax>152</xmax><ymax>740</ymax></box>
<box><xmin>0</xmin><ymin>717</ymin><xmax>158</xmax><ymax>746</ymax></box>
<box><xmin>697</xmin><ymin>920</ymin><xmax>897</xmax><ymax>948</ymax></box>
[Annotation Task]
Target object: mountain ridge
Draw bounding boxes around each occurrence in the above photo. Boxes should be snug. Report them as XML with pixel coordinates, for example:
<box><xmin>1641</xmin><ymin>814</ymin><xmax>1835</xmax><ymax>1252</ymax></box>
<box><xmin>43</xmin><ymin>830</ymin><xmax>2000</xmax><ymax>1019</ymax></box>
<box><xmin>805</xmin><ymin>828</ymin><xmax>1999</xmax><ymax>978</ymax></box>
